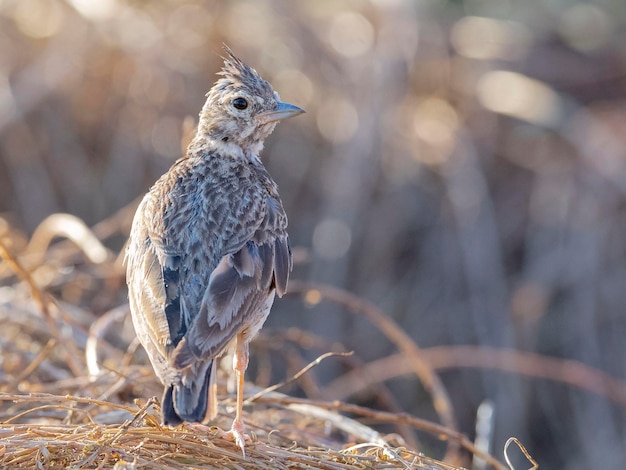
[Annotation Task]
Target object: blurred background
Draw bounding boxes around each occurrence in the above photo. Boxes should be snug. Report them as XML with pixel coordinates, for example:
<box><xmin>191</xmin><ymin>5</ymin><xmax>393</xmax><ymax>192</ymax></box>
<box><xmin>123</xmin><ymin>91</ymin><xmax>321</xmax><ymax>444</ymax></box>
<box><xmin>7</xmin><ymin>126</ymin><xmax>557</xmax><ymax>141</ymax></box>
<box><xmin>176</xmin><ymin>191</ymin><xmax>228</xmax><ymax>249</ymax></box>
<box><xmin>1</xmin><ymin>0</ymin><xmax>626</xmax><ymax>468</ymax></box>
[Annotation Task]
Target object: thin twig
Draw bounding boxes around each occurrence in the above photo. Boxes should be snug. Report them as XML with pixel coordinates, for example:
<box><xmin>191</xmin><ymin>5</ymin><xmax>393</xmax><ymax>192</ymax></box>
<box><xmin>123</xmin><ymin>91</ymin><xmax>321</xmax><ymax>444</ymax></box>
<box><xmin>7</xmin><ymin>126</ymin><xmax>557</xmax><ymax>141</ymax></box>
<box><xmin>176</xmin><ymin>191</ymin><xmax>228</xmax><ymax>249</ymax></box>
<box><xmin>3</xmin><ymin>338</ymin><xmax>57</xmax><ymax>392</ymax></box>
<box><xmin>257</xmin><ymin>328</ymin><xmax>421</xmax><ymax>449</ymax></box>
<box><xmin>246</xmin><ymin>351</ymin><xmax>354</xmax><ymax>404</ymax></box>
<box><xmin>0</xmin><ymin>237</ymin><xmax>50</xmax><ymax>317</ymax></box>
<box><xmin>0</xmin><ymin>238</ymin><xmax>83</xmax><ymax>376</ymax></box>
<box><xmin>287</xmin><ymin>280</ymin><xmax>460</xmax><ymax>461</ymax></box>
<box><xmin>504</xmin><ymin>437</ymin><xmax>538</xmax><ymax>470</ymax></box>
<box><xmin>253</xmin><ymin>395</ymin><xmax>506</xmax><ymax>470</ymax></box>
<box><xmin>325</xmin><ymin>347</ymin><xmax>626</xmax><ymax>408</ymax></box>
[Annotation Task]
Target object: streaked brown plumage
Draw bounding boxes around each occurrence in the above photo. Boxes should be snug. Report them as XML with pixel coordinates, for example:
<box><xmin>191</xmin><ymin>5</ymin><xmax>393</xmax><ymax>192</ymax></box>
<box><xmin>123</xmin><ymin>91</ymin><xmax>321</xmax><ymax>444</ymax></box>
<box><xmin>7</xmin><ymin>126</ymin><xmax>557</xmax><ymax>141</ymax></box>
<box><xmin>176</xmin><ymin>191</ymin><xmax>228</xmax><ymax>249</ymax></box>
<box><xmin>125</xmin><ymin>46</ymin><xmax>304</xmax><ymax>453</ymax></box>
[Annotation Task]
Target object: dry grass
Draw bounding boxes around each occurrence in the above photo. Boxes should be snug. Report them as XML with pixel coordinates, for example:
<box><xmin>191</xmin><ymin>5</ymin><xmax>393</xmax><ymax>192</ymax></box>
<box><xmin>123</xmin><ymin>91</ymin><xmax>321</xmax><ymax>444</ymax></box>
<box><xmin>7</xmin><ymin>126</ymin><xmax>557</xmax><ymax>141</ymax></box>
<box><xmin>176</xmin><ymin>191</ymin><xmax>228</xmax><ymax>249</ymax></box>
<box><xmin>0</xmin><ymin>213</ymin><xmax>505</xmax><ymax>470</ymax></box>
<box><xmin>3</xmin><ymin>205</ymin><xmax>624</xmax><ymax>468</ymax></box>
<box><xmin>0</xmin><ymin>392</ymin><xmax>465</xmax><ymax>470</ymax></box>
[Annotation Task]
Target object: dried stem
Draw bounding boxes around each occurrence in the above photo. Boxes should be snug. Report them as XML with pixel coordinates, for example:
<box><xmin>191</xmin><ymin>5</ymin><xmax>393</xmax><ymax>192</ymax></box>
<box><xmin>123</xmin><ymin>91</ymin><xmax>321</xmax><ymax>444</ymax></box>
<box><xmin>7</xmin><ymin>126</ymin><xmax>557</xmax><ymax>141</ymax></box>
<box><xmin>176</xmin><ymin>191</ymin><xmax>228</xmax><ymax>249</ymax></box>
<box><xmin>287</xmin><ymin>280</ymin><xmax>460</xmax><ymax>461</ymax></box>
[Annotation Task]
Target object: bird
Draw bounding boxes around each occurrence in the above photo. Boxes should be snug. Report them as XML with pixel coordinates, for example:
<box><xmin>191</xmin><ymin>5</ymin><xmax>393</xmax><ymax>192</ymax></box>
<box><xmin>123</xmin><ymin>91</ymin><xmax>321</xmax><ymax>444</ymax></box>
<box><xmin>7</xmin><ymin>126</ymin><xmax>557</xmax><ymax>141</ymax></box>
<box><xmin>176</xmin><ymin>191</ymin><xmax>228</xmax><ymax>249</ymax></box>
<box><xmin>125</xmin><ymin>46</ymin><xmax>304</xmax><ymax>454</ymax></box>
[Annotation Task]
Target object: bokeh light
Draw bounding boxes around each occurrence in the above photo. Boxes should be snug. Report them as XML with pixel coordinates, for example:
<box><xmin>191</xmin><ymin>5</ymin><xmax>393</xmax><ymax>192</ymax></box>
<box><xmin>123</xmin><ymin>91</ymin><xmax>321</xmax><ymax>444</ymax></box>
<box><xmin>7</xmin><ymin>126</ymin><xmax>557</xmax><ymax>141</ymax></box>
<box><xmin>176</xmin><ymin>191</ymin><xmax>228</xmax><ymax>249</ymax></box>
<box><xmin>312</xmin><ymin>218</ymin><xmax>352</xmax><ymax>260</ymax></box>
<box><xmin>476</xmin><ymin>70</ymin><xmax>562</xmax><ymax>126</ymax></box>
<box><xmin>327</xmin><ymin>12</ymin><xmax>375</xmax><ymax>58</ymax></box>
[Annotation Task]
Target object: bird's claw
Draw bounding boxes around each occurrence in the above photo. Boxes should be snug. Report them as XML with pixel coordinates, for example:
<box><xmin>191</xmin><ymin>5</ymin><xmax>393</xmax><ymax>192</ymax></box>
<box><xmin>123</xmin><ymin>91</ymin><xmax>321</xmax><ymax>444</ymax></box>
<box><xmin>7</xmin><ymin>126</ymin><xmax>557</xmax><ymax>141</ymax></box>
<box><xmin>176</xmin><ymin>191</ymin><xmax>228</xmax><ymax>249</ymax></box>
<box><xmin>214</xmin><ymin>422</ymin><xmax>251</xmax><ymax>458</ymax></box>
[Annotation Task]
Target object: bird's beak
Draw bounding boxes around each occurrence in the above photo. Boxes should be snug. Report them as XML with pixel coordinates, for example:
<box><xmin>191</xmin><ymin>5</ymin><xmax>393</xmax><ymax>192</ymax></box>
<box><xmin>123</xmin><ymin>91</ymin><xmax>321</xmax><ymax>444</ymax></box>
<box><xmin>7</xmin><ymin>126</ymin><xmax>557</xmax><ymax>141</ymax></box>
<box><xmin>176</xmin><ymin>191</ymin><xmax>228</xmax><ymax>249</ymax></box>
<box><xmin>256</xmin><ymin>101</ymin><xmax>305</xmax><ymax>124</ymax></box>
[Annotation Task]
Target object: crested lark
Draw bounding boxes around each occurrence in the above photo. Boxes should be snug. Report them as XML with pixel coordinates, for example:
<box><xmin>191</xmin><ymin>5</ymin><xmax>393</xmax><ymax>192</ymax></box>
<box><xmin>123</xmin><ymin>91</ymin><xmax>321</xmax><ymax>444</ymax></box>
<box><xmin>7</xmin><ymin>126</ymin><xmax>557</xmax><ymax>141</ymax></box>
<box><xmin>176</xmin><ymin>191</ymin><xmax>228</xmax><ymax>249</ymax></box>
<box><xmin>125</xmin><ymin>46</ymin><xmax>304</xmax><ymax>454</ymax></box>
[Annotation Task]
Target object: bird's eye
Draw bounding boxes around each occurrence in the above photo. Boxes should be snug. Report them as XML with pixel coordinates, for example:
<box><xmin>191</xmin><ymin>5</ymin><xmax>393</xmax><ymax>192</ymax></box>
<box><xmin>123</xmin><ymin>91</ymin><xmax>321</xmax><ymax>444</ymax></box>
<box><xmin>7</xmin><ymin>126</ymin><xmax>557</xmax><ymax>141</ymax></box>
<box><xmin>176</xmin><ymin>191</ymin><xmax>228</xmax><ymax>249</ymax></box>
<box><xmin>232</xmin><ymin>98</ymin><xmax>248</xmax><ymax>110</ymax></box>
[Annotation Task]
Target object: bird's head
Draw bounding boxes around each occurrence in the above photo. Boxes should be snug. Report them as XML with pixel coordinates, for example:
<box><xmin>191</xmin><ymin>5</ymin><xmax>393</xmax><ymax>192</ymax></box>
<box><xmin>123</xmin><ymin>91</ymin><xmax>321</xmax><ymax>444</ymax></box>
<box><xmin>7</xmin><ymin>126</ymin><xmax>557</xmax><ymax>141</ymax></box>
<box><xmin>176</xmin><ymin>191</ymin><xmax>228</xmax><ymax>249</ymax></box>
<box><xmin>196</xmin><ymin>46</ymin><xmax>304</xmax><ymax>156</ymax></box>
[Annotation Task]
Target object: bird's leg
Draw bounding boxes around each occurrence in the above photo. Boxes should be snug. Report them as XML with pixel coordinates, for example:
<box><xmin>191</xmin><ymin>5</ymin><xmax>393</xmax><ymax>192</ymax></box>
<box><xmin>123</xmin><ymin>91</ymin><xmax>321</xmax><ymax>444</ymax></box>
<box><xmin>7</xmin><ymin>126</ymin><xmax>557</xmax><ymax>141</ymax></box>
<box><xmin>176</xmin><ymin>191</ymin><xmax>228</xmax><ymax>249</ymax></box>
<box><xmin>221</xmin><ymin>333</ymin><xmax>251</xmax><ymax>456</ymax></box>
<box><xmin>208</xmin><ymin>360</ymin><xmax>218</xmax><ymax>421</ymax></box>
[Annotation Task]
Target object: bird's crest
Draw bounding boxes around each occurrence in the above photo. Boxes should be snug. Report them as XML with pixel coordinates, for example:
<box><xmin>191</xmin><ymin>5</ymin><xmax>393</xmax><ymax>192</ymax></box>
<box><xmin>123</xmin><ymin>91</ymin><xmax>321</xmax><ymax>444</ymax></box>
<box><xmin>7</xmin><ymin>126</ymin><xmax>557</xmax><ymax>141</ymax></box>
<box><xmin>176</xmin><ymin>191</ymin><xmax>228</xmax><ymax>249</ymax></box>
<box><xmin>209</xmin><ymin>45</ymin><xmax>273</xmax><ymax>97</ymax></box>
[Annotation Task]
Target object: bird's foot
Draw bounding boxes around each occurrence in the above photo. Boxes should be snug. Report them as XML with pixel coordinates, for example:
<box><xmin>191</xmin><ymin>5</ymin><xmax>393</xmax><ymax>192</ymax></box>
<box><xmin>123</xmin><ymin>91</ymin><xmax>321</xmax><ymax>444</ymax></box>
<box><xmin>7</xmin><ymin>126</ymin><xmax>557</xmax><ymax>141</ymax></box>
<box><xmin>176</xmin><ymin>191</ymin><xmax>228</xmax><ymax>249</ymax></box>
<box><xmin>216</xmin><ymin>419</ymin><xmax>251</xmax><ymax>457</ymax></box>
<box><xmin>183</xmin><ymin>422</ymin><xmax>250</xmax><ymax>456</ymax></box>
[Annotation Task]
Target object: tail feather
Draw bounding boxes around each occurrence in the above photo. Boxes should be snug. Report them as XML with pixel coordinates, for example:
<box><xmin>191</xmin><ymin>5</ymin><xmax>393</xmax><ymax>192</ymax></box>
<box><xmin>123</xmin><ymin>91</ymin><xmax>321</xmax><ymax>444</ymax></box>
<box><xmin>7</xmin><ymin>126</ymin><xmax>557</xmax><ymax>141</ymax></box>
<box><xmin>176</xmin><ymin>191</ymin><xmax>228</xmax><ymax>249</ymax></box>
<box><xmin>162</xmin><ymin>384</ymin><xmax>182</xmax><ymax>426</ymax></box>
<box><xmin>161</xmin><ymin>360</ymin><xmax>215</xmax><ymax>425</ymax></box>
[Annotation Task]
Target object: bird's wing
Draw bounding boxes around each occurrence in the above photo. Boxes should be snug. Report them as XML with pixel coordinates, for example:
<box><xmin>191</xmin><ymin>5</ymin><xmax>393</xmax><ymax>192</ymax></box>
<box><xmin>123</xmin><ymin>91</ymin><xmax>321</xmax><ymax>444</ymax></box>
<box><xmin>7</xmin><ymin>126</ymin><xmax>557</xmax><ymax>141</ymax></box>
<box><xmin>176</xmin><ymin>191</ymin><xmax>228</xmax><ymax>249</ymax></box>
<box><xmin>126</xmin><ymin>198</ymin><xmax>179</xmax><ymax>368</ymax></box>
<box><xmin>170</xmin><ymin>193</ymin><xmax>291</xmax><ymax>369</ymax></box>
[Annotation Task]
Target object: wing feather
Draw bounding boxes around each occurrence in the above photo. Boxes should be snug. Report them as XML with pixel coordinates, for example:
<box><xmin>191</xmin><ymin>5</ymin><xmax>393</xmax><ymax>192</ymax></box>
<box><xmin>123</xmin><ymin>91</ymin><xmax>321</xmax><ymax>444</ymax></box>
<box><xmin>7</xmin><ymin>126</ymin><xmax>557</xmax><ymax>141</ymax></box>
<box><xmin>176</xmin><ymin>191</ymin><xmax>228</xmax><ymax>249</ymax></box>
<box><xmin>126</xmin><ymin>234</ymin><xmax>174</xmax><ymax>372</ymax></box>
<box><xmin>129</xmin><ymin>169</ymin><xmax>292</xmax><ymax>374</ymax></box>
<box><xmin>171</xmin><ymin>235</ymin><xmax>280</xmax><ymax>368</ymax></box>
<box><xmin>273</xmin><ymin>236</ymin><xmax>291</xmax><ymax>297</ymax></box>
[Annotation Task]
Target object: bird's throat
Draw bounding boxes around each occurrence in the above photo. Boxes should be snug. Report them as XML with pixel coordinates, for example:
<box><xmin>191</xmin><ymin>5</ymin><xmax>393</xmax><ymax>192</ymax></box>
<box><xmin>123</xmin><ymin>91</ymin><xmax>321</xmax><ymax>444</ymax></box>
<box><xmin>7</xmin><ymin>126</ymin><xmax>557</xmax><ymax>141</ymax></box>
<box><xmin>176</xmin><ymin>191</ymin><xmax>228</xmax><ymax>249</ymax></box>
<box><xmin>204</xmin><ymin>138</ymin><xmax>264</xmax><ymax>165</ymax></box>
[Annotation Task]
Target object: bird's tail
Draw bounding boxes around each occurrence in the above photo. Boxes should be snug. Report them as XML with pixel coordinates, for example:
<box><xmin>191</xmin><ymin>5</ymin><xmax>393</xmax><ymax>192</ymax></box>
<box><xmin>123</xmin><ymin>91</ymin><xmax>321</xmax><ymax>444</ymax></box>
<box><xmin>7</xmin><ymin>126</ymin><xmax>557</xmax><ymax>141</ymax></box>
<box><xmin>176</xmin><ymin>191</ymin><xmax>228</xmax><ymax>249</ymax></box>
<box><xmin>161</xmin><ymin>359</ymin><xmax>216</xmax><ymax>425</ymax></box>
